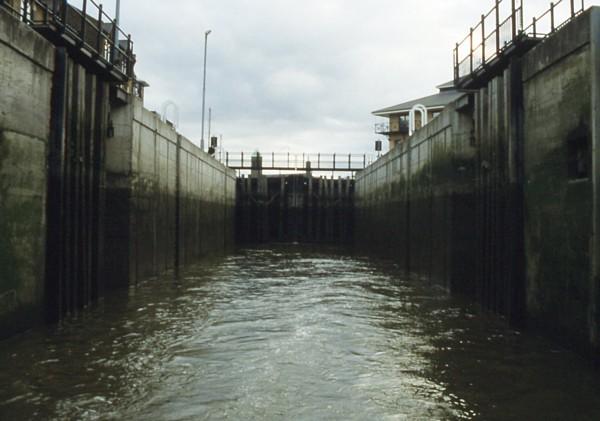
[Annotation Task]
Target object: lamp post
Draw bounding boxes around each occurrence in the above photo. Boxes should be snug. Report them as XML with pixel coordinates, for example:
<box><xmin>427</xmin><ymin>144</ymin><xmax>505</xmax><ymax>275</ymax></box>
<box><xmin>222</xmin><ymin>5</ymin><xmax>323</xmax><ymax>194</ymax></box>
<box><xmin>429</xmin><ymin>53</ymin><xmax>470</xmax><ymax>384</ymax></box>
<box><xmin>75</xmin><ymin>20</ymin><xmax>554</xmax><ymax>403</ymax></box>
<box><xmin>201</xmin><ymin>30</ymin><xmax>212</xmax><ymax>151</ymax></box>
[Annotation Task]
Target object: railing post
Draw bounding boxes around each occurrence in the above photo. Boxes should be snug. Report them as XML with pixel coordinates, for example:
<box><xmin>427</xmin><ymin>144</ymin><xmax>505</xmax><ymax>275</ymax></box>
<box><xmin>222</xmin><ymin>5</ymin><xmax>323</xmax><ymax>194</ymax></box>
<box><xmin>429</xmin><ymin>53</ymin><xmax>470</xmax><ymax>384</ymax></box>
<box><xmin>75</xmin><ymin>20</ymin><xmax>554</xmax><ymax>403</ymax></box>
<box><xmin>532</xmin><ymin>16</ymin><xmax>537</xmax><ymax>37</ymax></box>
<box><xmin>511</xmin><ymin>0</ymin><xmax>517</xmax><ymax>39</ymax></box>
<box><xmin>348</xmin><ymin>154</ymin><xmax>351</xmax><ymax>170</ymax></box>
<box><xmin>333</xmin><ymin>153</ymin><xmax>336</xmax><ymax>170</ymax></box>
<box><xmin>111</xmin><ymin>17</ymin><xmax>118</xmax><ymax>63</ymax></box>
<box><xmin>318</xmin><ymin>153</ymin><xmax>321</xmax><ymax>169</ymax></box>
<box><xmin>571</xmin><ymin>0</ymin><xmax>575</xmax><ymax>17</ymax></box>
<box><xmin>127</xmin><ymin>34</ymin><xmax>133</xmax><ymax>77</ymax></box>
<box><xmin>42</xmin><ymin>0</ymin><xmax>50</xmax><ymax>25</ymax></box>
<box><xmin>520</xmin><ymin>0</ymin><xmax>524</xmax><ymax>32</ymax></box>
<box><xmin>287</xmin><ymin>152</ymin><xmax>290</xmax><ymax>169</ymax></box>
<box><xmin>22</xmin><ymin>0</ymin><xmax>28</xmax><ymax>23</ymax></box>
<box><xmin>96</xmin><ymin>4</ymin><xmax>103</xmax><ymax>55</ymax></box>
<box><xmin>550</xmin><ymin>2</ymin><xmax>555</xmax><ymax>32</ymax></box>
<box><xmin>60</xmin><ymin>0</ymin><xmax>67</xmax><ymax>33</ymax></box>
<box><xmin>226</xmin><ymin>152</ymin><xmax>229</xmax><ymax>167</ymax></box>
<box><xmin>363</xmin><ymin>155</ymin><xmax>366</xmax><ymax>169</ymax></box>
<box><xmin>272</xmin><ymin>152</ymin><xmax>274</xmax><ymax>168</ymax></box>
<box><xmin>81</xmin><ymin>0</ymin><xmax>87</xmax><ymax>45</ymax></box>
<box><xmin>469</xmin><ymin>27</ymin><xmax>474</xmax><ymax>73</ymax></box>
<box><xmin>454</xmin><ymin>43</ymin><xmax>459</xmax><ymax>80</ymax></box>
<box><xmin>496</xmin><ymin>0</ymin><xmax>501</xmax><ymax>52</ymax></box>
<box><xmin>481</xmin><ymin>14</ymin><xmax>486</xmax><ymax>65</ymax></box>
<box><xmin>241</xmin><ymin>152</ymin><xmax>244</xmax><ymax>168</ymax></box>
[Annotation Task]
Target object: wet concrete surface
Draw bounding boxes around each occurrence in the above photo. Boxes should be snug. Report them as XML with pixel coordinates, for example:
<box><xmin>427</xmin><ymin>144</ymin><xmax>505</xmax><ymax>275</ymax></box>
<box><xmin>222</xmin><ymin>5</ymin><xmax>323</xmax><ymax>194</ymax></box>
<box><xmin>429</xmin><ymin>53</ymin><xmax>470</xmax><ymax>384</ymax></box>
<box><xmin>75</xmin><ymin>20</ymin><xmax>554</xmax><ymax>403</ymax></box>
<box><xmin>1</xmin><ymin>245</ymin><xmax>600</xmax><ymax>420</ymax></box>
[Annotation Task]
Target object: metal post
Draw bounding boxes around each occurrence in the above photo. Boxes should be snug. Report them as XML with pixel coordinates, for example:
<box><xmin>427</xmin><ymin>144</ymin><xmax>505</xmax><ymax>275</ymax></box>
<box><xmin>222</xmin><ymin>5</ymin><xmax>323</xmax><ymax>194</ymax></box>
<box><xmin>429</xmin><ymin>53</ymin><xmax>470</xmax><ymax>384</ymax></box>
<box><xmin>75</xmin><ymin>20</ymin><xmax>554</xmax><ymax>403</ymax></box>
<box><xmin>571</xmin><ymin>0</ymin><xmax>575</xmax><ymax>17</ymax></box>
<box><xmin>241</xmin><ymin>152</ymin><xmax>244</xmax><ymax>168</ymax></box>
<box><xmin>208</xmin><ymin>107</ymin><xmax>212</xmax><ymax>147</ymax></box>
<box><xmin>126</xmin><ymin>34</ymin><xmax>132</xmax><ymax>77</ymax></box>
<box><xmin>61</xmin><ymin>0</ymin><xmax>67</xmax><ymax>25</ymax></box>
<box><xmin>550</xmin><ymin>2</ymin><xmax>555</xmax><ymax>32</ymax></box>
<box><xmin>318</xmin><ymin>153</ymin><xmax>321</xmax><ymax>169</ymax></box>
<box><xmin>469</xmin><ymin>27</ymin><xmax>474</xmax><ymax>73</ymax></box>
<box><xmin>115</xmin><ymin>0</ymin><xmax>121</xmax><ymax>42</ymax></box>
<box><xmin>520</xmin><ymin>0</ymin><xmax>524</xmax><ymax>31</ymax></box>
<box><xmin>481</xmin><ymin>14</ymin><xmax>486</xmax><ymax>65</ymax></box>
<box><xmin>363</xmin><ymin>155</ymin><xmax>366</xmax><ymax>168</ymax></box>
<box><xmin>81</xmin><ymin>0</ymin><xmax>87</xmax><ymax>41</ymax></box>
<box><xmin>454</xmin><ymin>44</ymin><xmax>459</xmax><ymax>80</ymax></box>
<box><xmin>111</xmin><ymin>17</ymin><xmax>118</xmax><ymax>62</ymax></box>
<box><xmin>226</xmin><ymin>151</ymin><xmax>229</xmax><ymax>166</ymax></box>
<box><xmin>348</xmin><ymin>154</ymin><xmax>351</xmax><ymax>170</ymax></box>
<box><xmin>496</xmin><ymin>0</ymin><xmax>500</xmax><ymax>52</ymax></box>
<box><xmin>333</xmin><ymin>153</ymin><xmax>336</xmax><ymax>170</ymax></box>
<box><xmin>511</xmin><ymin>0</ymin><xmax>517</xmax><ymax>39</ymax></box>
<box><xmin>96</xmin><ymin>4</ymin><xmax>103</xmax><ymax>54</ymax></box>
<box><xmin>200</xmin><ymin>30</ymin><xmax>212</xmax><ymax>151</ymax></box>
<box><xmin>532</xmin><ymin>16</ymin><xmax>537</xmax><ymax>37</ymax></box>
<box><xmin>272</xmin><ymin>152</ymin><xmax>275</xmax><ymax>168</ymax></box>
<box><xmin>39</xmin><ymin>0</ymin><xmax>48</xmax><ymax>24</ymax></box>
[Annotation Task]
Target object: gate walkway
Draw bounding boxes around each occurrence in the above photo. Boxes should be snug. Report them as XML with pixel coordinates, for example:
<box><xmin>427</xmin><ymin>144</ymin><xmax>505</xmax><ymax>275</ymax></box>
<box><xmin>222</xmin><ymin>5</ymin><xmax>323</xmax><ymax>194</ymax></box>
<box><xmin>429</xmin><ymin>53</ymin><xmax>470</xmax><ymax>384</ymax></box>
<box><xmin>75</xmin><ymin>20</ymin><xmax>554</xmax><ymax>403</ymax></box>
<box><xmin>221</xmin><ymin>152</ymin><xmax>377</xmax><ymax>174</ymax></box>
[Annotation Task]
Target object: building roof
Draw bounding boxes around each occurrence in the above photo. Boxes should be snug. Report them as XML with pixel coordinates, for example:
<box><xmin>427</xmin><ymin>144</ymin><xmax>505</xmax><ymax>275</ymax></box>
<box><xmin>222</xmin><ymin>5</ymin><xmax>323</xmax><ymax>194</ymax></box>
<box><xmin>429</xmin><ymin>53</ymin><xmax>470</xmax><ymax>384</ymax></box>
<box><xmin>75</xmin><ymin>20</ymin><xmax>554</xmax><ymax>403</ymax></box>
<box><xmin>372</xmin><ymin>81</ymin><xmax>464</xmax><ymax>116</ymax></box>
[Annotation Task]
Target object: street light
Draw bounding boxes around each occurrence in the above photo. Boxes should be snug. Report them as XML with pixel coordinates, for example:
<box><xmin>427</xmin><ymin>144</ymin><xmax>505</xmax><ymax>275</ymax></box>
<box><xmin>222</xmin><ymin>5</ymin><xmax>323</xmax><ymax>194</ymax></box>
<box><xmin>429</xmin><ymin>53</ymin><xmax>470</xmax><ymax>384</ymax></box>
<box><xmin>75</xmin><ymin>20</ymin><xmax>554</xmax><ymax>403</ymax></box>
<box><xmin>201</xmin><ymin>29</ymin><xmax>212</xmax><ymax>151</ymax></box>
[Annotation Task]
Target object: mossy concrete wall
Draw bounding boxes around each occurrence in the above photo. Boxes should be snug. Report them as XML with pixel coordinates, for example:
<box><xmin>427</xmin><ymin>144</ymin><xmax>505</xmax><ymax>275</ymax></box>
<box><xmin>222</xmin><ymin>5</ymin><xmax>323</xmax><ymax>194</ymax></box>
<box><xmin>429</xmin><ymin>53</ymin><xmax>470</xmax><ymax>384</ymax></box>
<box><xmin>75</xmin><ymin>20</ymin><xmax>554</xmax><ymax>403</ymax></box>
<box><xmin>0</xmin><ymin>8</ymin><xmax>54</xmax><ymax>335</ymax></box>
<box><xmin>105</xmin><ymin>98</ymin><xmax>236</xmax><ymax>287</ymax></box>
<box><xmin>356</xmin><ymin>7</ymin><xmax>600</xmax><ymax>356</ymax></box>
<box><xmin>521</xmin><ymin>8</ymin><xmax>598</xmax><ymax>351</ymax></box>
<box><xmin>355</xmin><ymin>95</ymin><xmax>476</xmax><ymax>293</ymax></box>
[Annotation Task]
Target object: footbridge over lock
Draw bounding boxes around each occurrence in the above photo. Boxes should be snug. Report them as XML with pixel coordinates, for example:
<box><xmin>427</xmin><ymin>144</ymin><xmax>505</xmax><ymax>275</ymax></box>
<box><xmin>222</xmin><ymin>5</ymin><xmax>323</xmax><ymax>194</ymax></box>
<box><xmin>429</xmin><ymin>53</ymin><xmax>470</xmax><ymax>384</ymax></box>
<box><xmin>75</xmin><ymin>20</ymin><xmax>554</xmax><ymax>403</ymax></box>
<box><xmin>221</xmin><ymin>152</ymin><xmax>377</xmax><ymax>244</ymax></box>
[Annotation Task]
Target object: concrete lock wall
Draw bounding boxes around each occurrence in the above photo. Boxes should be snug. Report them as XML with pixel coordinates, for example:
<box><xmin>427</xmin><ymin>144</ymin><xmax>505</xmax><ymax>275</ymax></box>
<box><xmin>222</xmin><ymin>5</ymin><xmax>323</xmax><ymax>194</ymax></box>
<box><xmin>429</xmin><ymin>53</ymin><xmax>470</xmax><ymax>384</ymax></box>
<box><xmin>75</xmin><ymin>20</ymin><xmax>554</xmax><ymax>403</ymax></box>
<box><xmin>521</xmin><ymin>8</ymin><xmax>599</xmax><ymax>351</ymax></box>
<box><xmin>0</xmin><ymin>8</ymin><xmax>54</xmax><ymax>334</ymax></box>
<box><xmin>356</xmin><ymin>7</ymin><xmax>600</xmax><ymax>355</ymax></box>
<box><xmin>355</xmin><ymin>95</ymin><xmax>476</xmax><ymax>294</ymax></box>
<box><xmin>105</xmin><ymin>97</ymin><xmax>236</xmax><ymax>287</ymax></box>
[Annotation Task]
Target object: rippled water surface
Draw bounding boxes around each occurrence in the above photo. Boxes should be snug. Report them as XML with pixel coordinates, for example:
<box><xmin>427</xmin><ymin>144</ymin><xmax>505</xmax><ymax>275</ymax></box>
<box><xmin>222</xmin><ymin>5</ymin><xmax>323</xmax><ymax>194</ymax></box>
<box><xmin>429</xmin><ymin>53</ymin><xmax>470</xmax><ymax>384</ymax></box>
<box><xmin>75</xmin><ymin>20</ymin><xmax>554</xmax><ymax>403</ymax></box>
<box><xmin>2</xmin><ymin>246</ymin><xmax>600</xmax><ymax>420</ymax></box>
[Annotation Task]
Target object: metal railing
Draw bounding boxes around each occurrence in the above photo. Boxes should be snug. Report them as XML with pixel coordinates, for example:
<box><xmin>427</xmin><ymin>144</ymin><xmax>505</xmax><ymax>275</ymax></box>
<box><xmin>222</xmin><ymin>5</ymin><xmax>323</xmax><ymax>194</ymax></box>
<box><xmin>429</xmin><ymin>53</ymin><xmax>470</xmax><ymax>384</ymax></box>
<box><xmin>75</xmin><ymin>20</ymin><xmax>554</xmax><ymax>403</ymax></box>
<box><xmin>374</xmin><ymin>121</ymin><xmax>409</xmax><ymax>135</ymax></box>
<box><xmin>1</xmin><ymin>0</ymin><xmax>134</xmax><ymax>80</ymax></box>
<box><xmin>523</xmin><ymin>0</ymin><xmax>585</xmax><ymax>38</ymax></box>
<box><xmin>222</xmin><ymin>152</ymin><xmax>376</xmax><ymax>173</ymax></box>
<box><xmin>454</xmin><ymin>0</ymin><xmax>585</xmax><ymax>83</ymax></box>
<box><xmin>374</xmin><ymin>123</ymin><xmax>391</xmax><ymax>135</ymax></box>
<box><xmin>454</xmin><ymin>0</ymin><xmax>524</xmax><ymax>81</ymax></box>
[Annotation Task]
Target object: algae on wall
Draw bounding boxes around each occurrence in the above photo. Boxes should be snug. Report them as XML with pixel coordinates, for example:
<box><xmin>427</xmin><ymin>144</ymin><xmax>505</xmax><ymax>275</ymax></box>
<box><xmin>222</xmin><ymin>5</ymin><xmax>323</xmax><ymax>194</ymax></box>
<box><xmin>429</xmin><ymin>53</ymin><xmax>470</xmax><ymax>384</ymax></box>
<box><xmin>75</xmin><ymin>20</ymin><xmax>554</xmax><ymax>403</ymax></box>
<box><xmin>0</xmin><ymin>8</ymin><xmax>54</xmax><ymax>336</ymax></box>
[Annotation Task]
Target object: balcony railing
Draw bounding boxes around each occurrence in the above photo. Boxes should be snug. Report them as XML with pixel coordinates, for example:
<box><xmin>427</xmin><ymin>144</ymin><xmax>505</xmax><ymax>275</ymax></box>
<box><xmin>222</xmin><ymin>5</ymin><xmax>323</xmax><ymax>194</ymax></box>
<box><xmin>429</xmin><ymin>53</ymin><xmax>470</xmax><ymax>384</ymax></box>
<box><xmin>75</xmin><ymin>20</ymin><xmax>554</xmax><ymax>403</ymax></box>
<box><xmin>2</xmin><ymin>0</ymin><xmax>135</xmax><ymax>81</ymax></box>
<box><xmin>374</xmin><ymin>121</ymin><xmax>409</xmax><ymax>135</ymax></box>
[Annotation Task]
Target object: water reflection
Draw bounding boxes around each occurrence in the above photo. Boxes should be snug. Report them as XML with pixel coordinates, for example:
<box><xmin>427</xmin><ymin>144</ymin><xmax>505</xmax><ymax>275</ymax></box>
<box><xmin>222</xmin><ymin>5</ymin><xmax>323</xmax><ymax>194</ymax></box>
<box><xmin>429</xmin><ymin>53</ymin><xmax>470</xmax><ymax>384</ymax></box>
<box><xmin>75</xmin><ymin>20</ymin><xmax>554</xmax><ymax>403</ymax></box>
<box><xmin>1</xmin><ymin>246</ymin><xmax>599</xmax><ymax>420</ymax></box>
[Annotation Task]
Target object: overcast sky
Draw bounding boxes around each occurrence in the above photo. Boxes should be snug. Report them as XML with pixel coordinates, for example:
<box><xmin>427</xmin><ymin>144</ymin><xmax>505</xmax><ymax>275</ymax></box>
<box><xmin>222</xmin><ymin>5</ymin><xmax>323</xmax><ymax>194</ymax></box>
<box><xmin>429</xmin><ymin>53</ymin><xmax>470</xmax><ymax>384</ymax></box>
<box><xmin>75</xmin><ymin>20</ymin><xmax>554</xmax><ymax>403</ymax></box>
<box><xmin>87</xmin><ymin>0</ymin><xmax>600</xmax><ymax>154</ymax></box>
